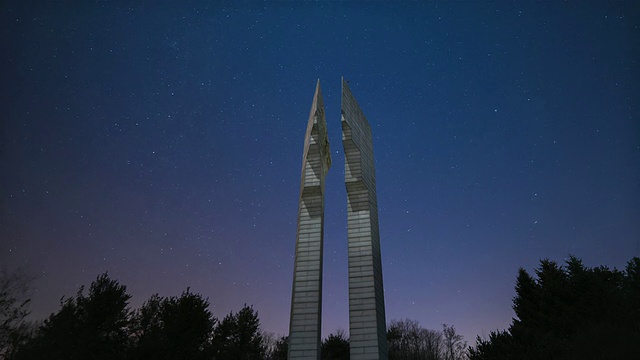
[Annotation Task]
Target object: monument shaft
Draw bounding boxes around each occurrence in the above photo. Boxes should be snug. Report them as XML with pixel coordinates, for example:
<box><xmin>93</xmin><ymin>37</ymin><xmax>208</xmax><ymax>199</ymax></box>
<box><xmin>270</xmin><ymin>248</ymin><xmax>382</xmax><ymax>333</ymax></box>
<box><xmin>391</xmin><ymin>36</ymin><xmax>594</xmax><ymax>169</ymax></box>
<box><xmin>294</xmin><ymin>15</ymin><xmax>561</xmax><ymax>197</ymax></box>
<box><xmin>342</xmin><ymin>79</ymin><xmax>388</xmax><ymax>360</ymax></box>
<box><xmin>288</xmin><ymin>80</ymin><xmax>331</xmax><ymax>360</ymax></box>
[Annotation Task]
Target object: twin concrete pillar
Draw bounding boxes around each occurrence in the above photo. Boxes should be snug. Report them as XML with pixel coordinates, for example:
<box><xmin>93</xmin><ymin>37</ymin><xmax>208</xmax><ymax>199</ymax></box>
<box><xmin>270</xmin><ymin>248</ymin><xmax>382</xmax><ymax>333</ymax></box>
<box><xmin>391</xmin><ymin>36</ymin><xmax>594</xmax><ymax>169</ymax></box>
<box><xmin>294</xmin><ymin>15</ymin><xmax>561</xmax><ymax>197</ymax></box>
<box><xmin>288</xmin><ymin>80</ymin><xmax>331</xmax><ymax>360</ymax></box>
<box><xmin>288</xmin><ymin>79</ymin><xmax>387</xmax><ymax>360</ymax></box>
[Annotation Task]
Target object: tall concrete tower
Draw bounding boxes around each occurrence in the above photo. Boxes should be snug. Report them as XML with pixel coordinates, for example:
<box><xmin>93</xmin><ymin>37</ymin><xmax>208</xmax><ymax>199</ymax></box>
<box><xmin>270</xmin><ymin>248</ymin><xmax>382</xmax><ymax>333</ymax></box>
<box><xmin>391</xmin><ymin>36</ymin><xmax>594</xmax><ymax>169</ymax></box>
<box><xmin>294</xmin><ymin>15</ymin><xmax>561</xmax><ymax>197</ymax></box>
<box><xmin>288</xmin><ymin>80</ymin><xmax>331</xmax><ymax>360</ymax></box>
<box><xmin>341</xmin><ymin>78</ymin><xmax>388</xmax><ymax>360</ymax></box>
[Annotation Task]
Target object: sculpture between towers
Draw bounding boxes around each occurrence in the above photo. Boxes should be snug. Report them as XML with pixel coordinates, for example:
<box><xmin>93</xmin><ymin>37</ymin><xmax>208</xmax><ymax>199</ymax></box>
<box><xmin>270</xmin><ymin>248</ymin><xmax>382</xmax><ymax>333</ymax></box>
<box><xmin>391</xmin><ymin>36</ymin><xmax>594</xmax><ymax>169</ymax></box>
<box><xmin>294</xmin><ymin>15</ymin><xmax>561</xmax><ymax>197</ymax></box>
<box><xmin>288</xmin><ymin>79</ymin><xmax>388</xmax><ymax>360</ymax></box>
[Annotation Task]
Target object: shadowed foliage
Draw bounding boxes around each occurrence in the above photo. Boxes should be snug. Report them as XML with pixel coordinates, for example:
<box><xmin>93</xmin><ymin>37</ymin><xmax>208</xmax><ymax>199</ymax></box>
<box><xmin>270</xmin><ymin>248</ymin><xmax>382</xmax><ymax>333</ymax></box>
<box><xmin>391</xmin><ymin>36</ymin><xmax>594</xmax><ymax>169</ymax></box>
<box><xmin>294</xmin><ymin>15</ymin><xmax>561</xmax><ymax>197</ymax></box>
<box><xmin>469</xmin><ymin>256</ymin><xmax>640</xmax><ymax>360</ymax></box>
<box><xmin>322</xmin><ymin>329</ymin><xmax>350</xmax><ymax>360</ymax></box>
<box><xmin>130</xmin><ymin>290</ymin><xmax>216</xmax><ymax>360</ymax></box>
<box><xmin>5</xmin><ymin>272</ymin><xmax>474</xmax><ymax>360</ymax></box>
<box><xmin>387</xmin><ymin>319</ymin><xmax>467</xmax><ymax>360</ymax></box>
<box><xmin>8</xmin><ymin>274</ymin><xmax>266</xmax><ymax>360</ymax></box>
<box><xmin>0</xmin><ymin>269</ymin><xmax>36</xmax><ymax>359</ymax></box>
<box><xmin>12</xmin><ymin>273</ymin><xmax>131</xmax><ymax>360</ymax></box>
<box><xmin>212</xmin><ymin>304</ymin><xmax>265</xmax><ymax>360</ymax></box>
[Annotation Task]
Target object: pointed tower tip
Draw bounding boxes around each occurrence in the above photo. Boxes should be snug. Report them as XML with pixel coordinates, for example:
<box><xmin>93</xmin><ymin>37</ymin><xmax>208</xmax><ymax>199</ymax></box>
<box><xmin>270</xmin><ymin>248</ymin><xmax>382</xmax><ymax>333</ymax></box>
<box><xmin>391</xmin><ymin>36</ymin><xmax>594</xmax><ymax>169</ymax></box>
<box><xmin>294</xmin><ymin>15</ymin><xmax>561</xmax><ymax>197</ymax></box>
<box><xmin>311</xmin><ymin>77</ymin><xmax>323</xmax><ymax>111</ymax></box>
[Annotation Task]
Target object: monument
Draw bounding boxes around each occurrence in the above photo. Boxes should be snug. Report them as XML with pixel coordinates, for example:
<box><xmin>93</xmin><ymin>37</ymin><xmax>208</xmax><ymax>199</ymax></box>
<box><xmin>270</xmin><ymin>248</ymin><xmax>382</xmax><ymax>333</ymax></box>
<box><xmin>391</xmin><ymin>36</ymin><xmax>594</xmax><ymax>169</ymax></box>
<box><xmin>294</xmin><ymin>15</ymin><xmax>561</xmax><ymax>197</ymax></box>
<box><xmin>288</xmin><ymin>80</ymin><xmax>331</xmax><ymax>360</ymax></box>
<box><xmin>341</xmin><ymin>78</ymin><xmax>388</xmax><ymax>360</ymax></box>
<box><xmin>288</xmin><ymin>78</ymin><xmax>387</xmax><ymax>360</ymax></box>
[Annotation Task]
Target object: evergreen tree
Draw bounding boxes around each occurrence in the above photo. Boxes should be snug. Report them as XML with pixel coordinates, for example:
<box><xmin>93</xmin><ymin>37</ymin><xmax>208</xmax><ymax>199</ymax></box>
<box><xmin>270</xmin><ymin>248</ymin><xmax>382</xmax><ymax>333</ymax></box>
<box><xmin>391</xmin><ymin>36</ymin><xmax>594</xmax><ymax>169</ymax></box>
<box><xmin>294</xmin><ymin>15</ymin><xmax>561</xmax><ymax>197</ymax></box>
<box><xmin>321</xmin><ymin>330</ymin><xmax>349</xmax><ymax>360</ymax></box>
<box><xmin>130</xmin><ymin>290</ymin><xmax>215</xmax><ymax>360</ymax></box>
<box><xmin>469</xmin><ymin>256</ymin><xmax>640</xmax><ymax>360</ymax></box>
<box><xmin>212</xmin><ymin>304</ymin><xmax>265</xmax><ymax>360</ymax></box>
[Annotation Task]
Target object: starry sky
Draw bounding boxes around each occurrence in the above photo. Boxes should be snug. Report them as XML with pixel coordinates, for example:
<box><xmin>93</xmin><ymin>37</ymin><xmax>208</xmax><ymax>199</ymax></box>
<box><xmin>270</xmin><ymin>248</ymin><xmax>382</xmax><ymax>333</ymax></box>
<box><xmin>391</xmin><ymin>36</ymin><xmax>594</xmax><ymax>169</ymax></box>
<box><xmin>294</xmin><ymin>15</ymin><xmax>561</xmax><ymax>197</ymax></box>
<box><xmin>1</xmin><ymin>1</ymin><xmax>638</xmax><ymax>344</ymax></box>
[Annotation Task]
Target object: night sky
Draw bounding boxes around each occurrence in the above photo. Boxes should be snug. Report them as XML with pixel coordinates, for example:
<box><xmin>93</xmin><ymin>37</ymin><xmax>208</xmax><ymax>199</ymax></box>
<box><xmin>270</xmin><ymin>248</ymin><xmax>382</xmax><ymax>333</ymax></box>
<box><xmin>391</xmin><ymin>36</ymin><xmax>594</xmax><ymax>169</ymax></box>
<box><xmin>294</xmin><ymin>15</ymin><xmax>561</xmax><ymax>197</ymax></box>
<box><xmin>2</xmin><ymin>2</ymin><xmax>638</xmax><ymax>344</ymax></box>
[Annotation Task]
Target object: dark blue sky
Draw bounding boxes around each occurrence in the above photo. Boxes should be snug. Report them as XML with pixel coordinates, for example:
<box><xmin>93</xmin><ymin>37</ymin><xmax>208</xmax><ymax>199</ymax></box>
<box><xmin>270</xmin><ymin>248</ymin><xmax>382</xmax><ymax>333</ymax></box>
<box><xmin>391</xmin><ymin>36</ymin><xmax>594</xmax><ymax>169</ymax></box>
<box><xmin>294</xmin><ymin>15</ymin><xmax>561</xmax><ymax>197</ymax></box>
<box><xmin>2</xmin><ymin>1</ymin><xmax>638</xmax><ymax>343</ymax></box>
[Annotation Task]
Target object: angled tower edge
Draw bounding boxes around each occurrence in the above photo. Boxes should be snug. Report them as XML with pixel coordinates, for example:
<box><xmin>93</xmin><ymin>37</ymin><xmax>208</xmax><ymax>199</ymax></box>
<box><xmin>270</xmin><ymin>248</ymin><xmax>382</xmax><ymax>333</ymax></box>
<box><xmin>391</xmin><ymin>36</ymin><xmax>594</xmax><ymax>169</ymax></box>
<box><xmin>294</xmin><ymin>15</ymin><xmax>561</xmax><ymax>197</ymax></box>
<box><xmin>288</xmin><ymin>80</ymin><xmax>331</xmax><ymax>360</ymax></box>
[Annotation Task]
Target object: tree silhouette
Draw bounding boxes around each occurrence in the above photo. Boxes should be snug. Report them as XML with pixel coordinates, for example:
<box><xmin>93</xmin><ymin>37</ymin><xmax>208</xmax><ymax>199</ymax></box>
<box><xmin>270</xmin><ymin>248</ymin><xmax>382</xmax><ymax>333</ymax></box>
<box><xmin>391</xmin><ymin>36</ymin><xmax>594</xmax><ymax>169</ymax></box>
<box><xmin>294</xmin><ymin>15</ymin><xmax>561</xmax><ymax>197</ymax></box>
<box><xmin>130</xmin><ymin>290</ymin><xmax>216</xmax><ymax>360</ymax></box>
<box><xmin>442</xmin><ymin>324</ymin><xmax>467</xmax><ymax>360</ymax></box>
<box><xmin>263</xmin><ymin>334</ymin><xmax>288</xmax><ymax>360</ymax></box>
<box><xmin>6</xmin><ymin>272</ymin><xmax>306</xmax><ymax>360</ymax></box>
<box><xmin>272</xmin><ymin>335</ymin><xmax>289</xmax><ymax>360</ymax></box>
<box><xmin>212</xmin><ymin>304</ymin><xmax>265</xmax><ymax>360</ymax></box>
<box><xmin>386</xmin><ymin>319</ymin><xmax>468</xmax><ymax>360</ymax></box>
<box><xmin>469</xmin><ymin>256</ymin><xmax>640</xmax><ymax>360</ymax></box>
<box><xmin>0</xmin><ymin>269</ymin><xmax>35</xmax><ymax>359</ymax></box>
<box><xmin>13</xmin><ymin>273</ymin><xmax>131</xmax><ymax>360</ymax></box>
<box><xmin>321</xmin><ymin>329</ymin><xmax>350</xmax><ymax>360</ymax></box>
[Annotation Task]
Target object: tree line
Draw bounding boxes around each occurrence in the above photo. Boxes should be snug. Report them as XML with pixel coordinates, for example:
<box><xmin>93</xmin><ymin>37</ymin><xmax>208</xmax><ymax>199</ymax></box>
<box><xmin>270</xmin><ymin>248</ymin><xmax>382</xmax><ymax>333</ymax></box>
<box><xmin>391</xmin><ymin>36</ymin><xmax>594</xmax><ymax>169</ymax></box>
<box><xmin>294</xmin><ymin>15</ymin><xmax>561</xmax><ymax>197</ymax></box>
<box><xmin>0</xmin><ymin>271</ymin><xmax>466</xmax><ymax>360</ymax></box>
<box><xmin>2</xmin><ymin>255</ymin><xmax>638</xmax><ymax>359</ymax></box>
<box><xmin>1</xmin><ymin>272</ymin><xmax>274</xmax><ymax>360</ymax></box>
